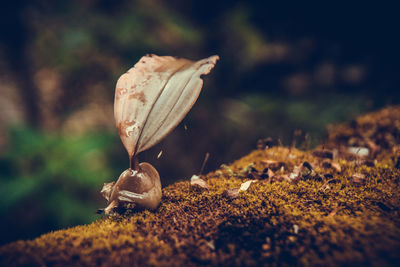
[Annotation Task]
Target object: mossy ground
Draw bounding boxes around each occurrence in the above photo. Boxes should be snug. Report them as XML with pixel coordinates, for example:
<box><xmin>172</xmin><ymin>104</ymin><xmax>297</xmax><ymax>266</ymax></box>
<box><xmin>1</xmin><ymin>106</ymin><xmax>400</xmax><ymax>266</ymax></box>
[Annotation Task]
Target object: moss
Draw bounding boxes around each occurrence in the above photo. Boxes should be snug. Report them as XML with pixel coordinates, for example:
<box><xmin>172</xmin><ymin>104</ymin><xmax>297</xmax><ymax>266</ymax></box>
<box><xmin>1</xmin><ymin>106</ymin><xmax>400</xmax><ymax>266</ymax></box>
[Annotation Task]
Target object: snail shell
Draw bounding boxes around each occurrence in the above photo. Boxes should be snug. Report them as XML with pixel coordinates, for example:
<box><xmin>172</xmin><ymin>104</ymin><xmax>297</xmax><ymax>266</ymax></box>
<box><xmin>101</xmin><ymin>162</ymin><xmax>161</xmax><ymax>215</ymax></box>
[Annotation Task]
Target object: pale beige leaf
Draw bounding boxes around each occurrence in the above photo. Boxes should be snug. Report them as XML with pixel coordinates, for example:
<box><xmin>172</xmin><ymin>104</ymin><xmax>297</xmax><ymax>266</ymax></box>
<box><xmin>114</xmin><ymin>54</ymin><xmax>219</xmax><ymax>157</ymax></box>
<box><xmin>239</xmin><ymin>180</ymin><xmax>257</xmax><ymax>192</ymax></box>
<box><xmin>137</xmin><ymin>56</ymin><xmax>219</xmax><ymax>152</ymax></box>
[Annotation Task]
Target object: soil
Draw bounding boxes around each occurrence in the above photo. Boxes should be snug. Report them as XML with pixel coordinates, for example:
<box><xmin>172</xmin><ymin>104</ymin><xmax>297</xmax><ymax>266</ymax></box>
<box><xmin>1</xmin><ymin>106</ymin><xmax>400</xmax><ymax>266</ymax></box>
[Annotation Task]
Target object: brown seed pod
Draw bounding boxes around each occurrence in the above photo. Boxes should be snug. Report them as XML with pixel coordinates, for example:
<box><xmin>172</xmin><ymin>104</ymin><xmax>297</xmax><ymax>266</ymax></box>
<box><xmin>102</xmin><ymin>163</ymin><xmax>161</xmax><ymax>215</ymax></box>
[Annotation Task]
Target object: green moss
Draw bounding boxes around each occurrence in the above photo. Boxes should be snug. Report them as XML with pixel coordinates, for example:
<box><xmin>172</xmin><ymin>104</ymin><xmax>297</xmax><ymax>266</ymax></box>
<box><xmin>1</xmin><ymin>106</ymin><xmax>400</xmax><ymax>266</ymax></box>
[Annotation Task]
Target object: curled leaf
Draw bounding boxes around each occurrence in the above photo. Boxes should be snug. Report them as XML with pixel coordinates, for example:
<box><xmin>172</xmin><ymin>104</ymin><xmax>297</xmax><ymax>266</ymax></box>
<box><xmin>114</xmin><ymin>54</ymin><xmax>219</xmax><ymax>158</ymax></box>
<box><xmin>100</xmin><ymin>182</ymin><xmax>115</xmax><ymax>201</ymax></box>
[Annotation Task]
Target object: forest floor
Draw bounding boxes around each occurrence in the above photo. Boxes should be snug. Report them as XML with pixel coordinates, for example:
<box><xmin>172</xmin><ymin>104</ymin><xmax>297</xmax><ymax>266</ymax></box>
<box><xmin>1</xmin><ymin>106</ymin><xmax>400</xmax><ymax>266</ymax></box>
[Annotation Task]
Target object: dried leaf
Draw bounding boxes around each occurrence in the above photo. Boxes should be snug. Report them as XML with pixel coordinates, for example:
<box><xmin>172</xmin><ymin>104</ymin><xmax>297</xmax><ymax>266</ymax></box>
<box><xmin>100</xmin><ymin>182</ymin><xmax>115</xmax><ymax>201</ymax></box>
<box><xmin>300</xmin><ymin>161</ymin><xmax>313</xmax><ymax>176</ymax></box>
<box><xmin>293</xmin><ymin>224</ymin><xmax>299</xmax><ymax>234</ymax></box>
<box><xmin>223</xmin><ymin>188</ymin><xmax>239</xmax><ymax>199</ymax></box>
<box><xmin>331</xmin><ymin>161</ymin><xmax>342</xmax><ymax>173</ymax></box>
<box><xmin>289</xmin><ymin>167</ymin><xmax>300</xmax><ymax>182</ymax></box>
<box><xmin>246</xmin><ymin>166</ymin><xmax>272</xmax><ymax>180</ymax></box>
<box><xmin>351</xmin><ymin>173</ymin><xmax>366</xmax><ymax>184</ymax></box>
<box><xmin>347</xmin><ymin>147</ymin><xmax>369</xmax><ymax>157</ymax></box>
<box><xmin>206</xmin><ymin>240</ymin><xmax>215</xmax><ymax>250</ymax></box>
<box><xmin>365</xmin><ymin>138</ymin><xmax>380</xmax><ymax>155</ymax></box>
<box><xmin>190</xmin><ymin>175</ymin><xmax>209</xmax><ymax>190</ymax></box>
<box><xmin>239</xmin><ymin>180</ymin><xmax>257</xmax><ymax>192</ymax></box>
<box><xmin>260</xmin><ymin>160</ymin><xmax>286</xmax><ymax>171</ymax></box>
<box><xmin>114</xmin><ymin>54</ymin><xmax>219</xmax><ymax>157</ymax></box>
<box><xmin>266</xmin><ymin>168</ymin><xmax>275</xmax><ymax>179</ymax></box>
<box><xmin>220</xmin><ymin>164</ymin><xmax>234</xmax><ymax>176</ymax></box>
<box><xmin>319</xmin><ymin>178</ymin><xmax>339</xmax><ymax>191</ymax></box>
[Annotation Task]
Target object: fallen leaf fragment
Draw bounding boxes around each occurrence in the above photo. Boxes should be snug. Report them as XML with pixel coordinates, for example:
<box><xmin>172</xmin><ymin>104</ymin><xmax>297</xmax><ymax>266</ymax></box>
<box><xmin>261</xmin><ymin>160</ymin><xmax>286</xmax><ymax>171</ymax></box>
<box><xmin>289</xmin><ymin>162</ymin><xmax>321</xmax><ymax>182</ymax></box>
<box><xmin>206</xmin><ymin>240</ymin><xmax>215</xmax><ymax>250</ymax></box>
<box><xmin>347</xmin><ymin>147</ymin><xmax>369</xmax><ymax>157</ymax></box>
<box><xmin>220</xmin><ymin>164</ymin><xmax>234</xmax><ymax>176</ymax></box>
<box><xmin>266</xmin><ymin>168</ymin><xmax>275</xmax><ymax>179</ymax></box>
<box><xmin>351</xmin><ymin>173</ymin><xmax>366</xmax><ymax>185</ymax></box>
<box><xmin>239</xmin><ymin>180</ymin><xmax>257</xmax><ymax>192</ymax></box>
<box><xmin>293</xmin><ymin>224</ymin><xmax>299</xmax><ymax>234</ymax></box>
<box><xmin>190</xmin><ymin>175</ymin><xmax>209</xmax><ymax>190</ymax></box>
<box><xmin>331</xmin><ymin>161</ymin><xmax>342</xmax><ymax>173</ymax></box>
<box><xmin>241</xmin><ymin>163</ymin><xmax>256</xmax><ymax>177</ymax></box>
<box><xmin>100</xmin><ymin>181</ymin><xmax>115</xmax><ymax>201</ymax></box>
<box><xmin>223</xmin><ymin>188</ymin><xmax>239</xmax><ymax>199</ymax></box>
<box><xmin>365</xmin><ymin>138</ymin><xmax>380</xmax><ymax>155</ymax></box>
<box><xmin>319</xmin><ymin>179</ymin><xmax>340</xmax><ymax>191</ymax></box>
<box><xmin>302</xmin><ymin>162</ymin><xmax>323</xmax><ymax>181</ymax></box>
<box><xmin>300</xmin><ymin>161</ymin><xmax>313</xmax><ymax>177</ymax></box>
<box><xmin>289</xmin><ymin>166</ymin><xmax>300</xmax><ymax>182</ymax></box>
<box><xmin>247</xmin><ymin>167</ymin><xmax>274</xmax><ymax>180</ymax></box>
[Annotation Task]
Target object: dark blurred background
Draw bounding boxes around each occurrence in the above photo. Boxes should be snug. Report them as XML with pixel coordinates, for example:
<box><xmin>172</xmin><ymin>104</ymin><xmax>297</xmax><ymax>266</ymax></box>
<box><xmin>1</xmin><ymin>0</ymin><xmax>399</xmax><ymax>245</ymax></box>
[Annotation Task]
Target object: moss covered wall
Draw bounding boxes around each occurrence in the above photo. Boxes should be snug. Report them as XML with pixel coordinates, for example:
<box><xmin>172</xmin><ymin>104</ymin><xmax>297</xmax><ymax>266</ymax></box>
<box><xmin>1</xmin><ymin>106</ymin><xmax>400</xmax><ymax>266</ymax></box>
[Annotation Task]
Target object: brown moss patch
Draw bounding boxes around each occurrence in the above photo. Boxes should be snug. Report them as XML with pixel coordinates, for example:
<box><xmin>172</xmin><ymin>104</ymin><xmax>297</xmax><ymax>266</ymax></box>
<box><xmin>1</xmin><ymin>106</ymin><xmax>400</xmax><ymax>266</ymax></box>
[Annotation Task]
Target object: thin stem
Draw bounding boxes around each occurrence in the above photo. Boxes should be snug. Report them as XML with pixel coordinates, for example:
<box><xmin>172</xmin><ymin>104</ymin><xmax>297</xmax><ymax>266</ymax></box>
<box><xmin>199</xmin><ymin>152</ymin><xmax>210</xmax><ymax>175</ymax></box>
<box><xmin>130</xmin><ymin>155</ymin><xmax>139</xmax><ymax>170</ymax></box>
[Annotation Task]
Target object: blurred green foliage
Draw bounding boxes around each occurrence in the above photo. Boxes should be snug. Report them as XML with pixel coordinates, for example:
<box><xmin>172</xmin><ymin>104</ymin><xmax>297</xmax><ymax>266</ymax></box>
<box><xmin>0</xmin><ymin>127</ymin><xmax>115</xmax><ymax>244</ymax></box>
